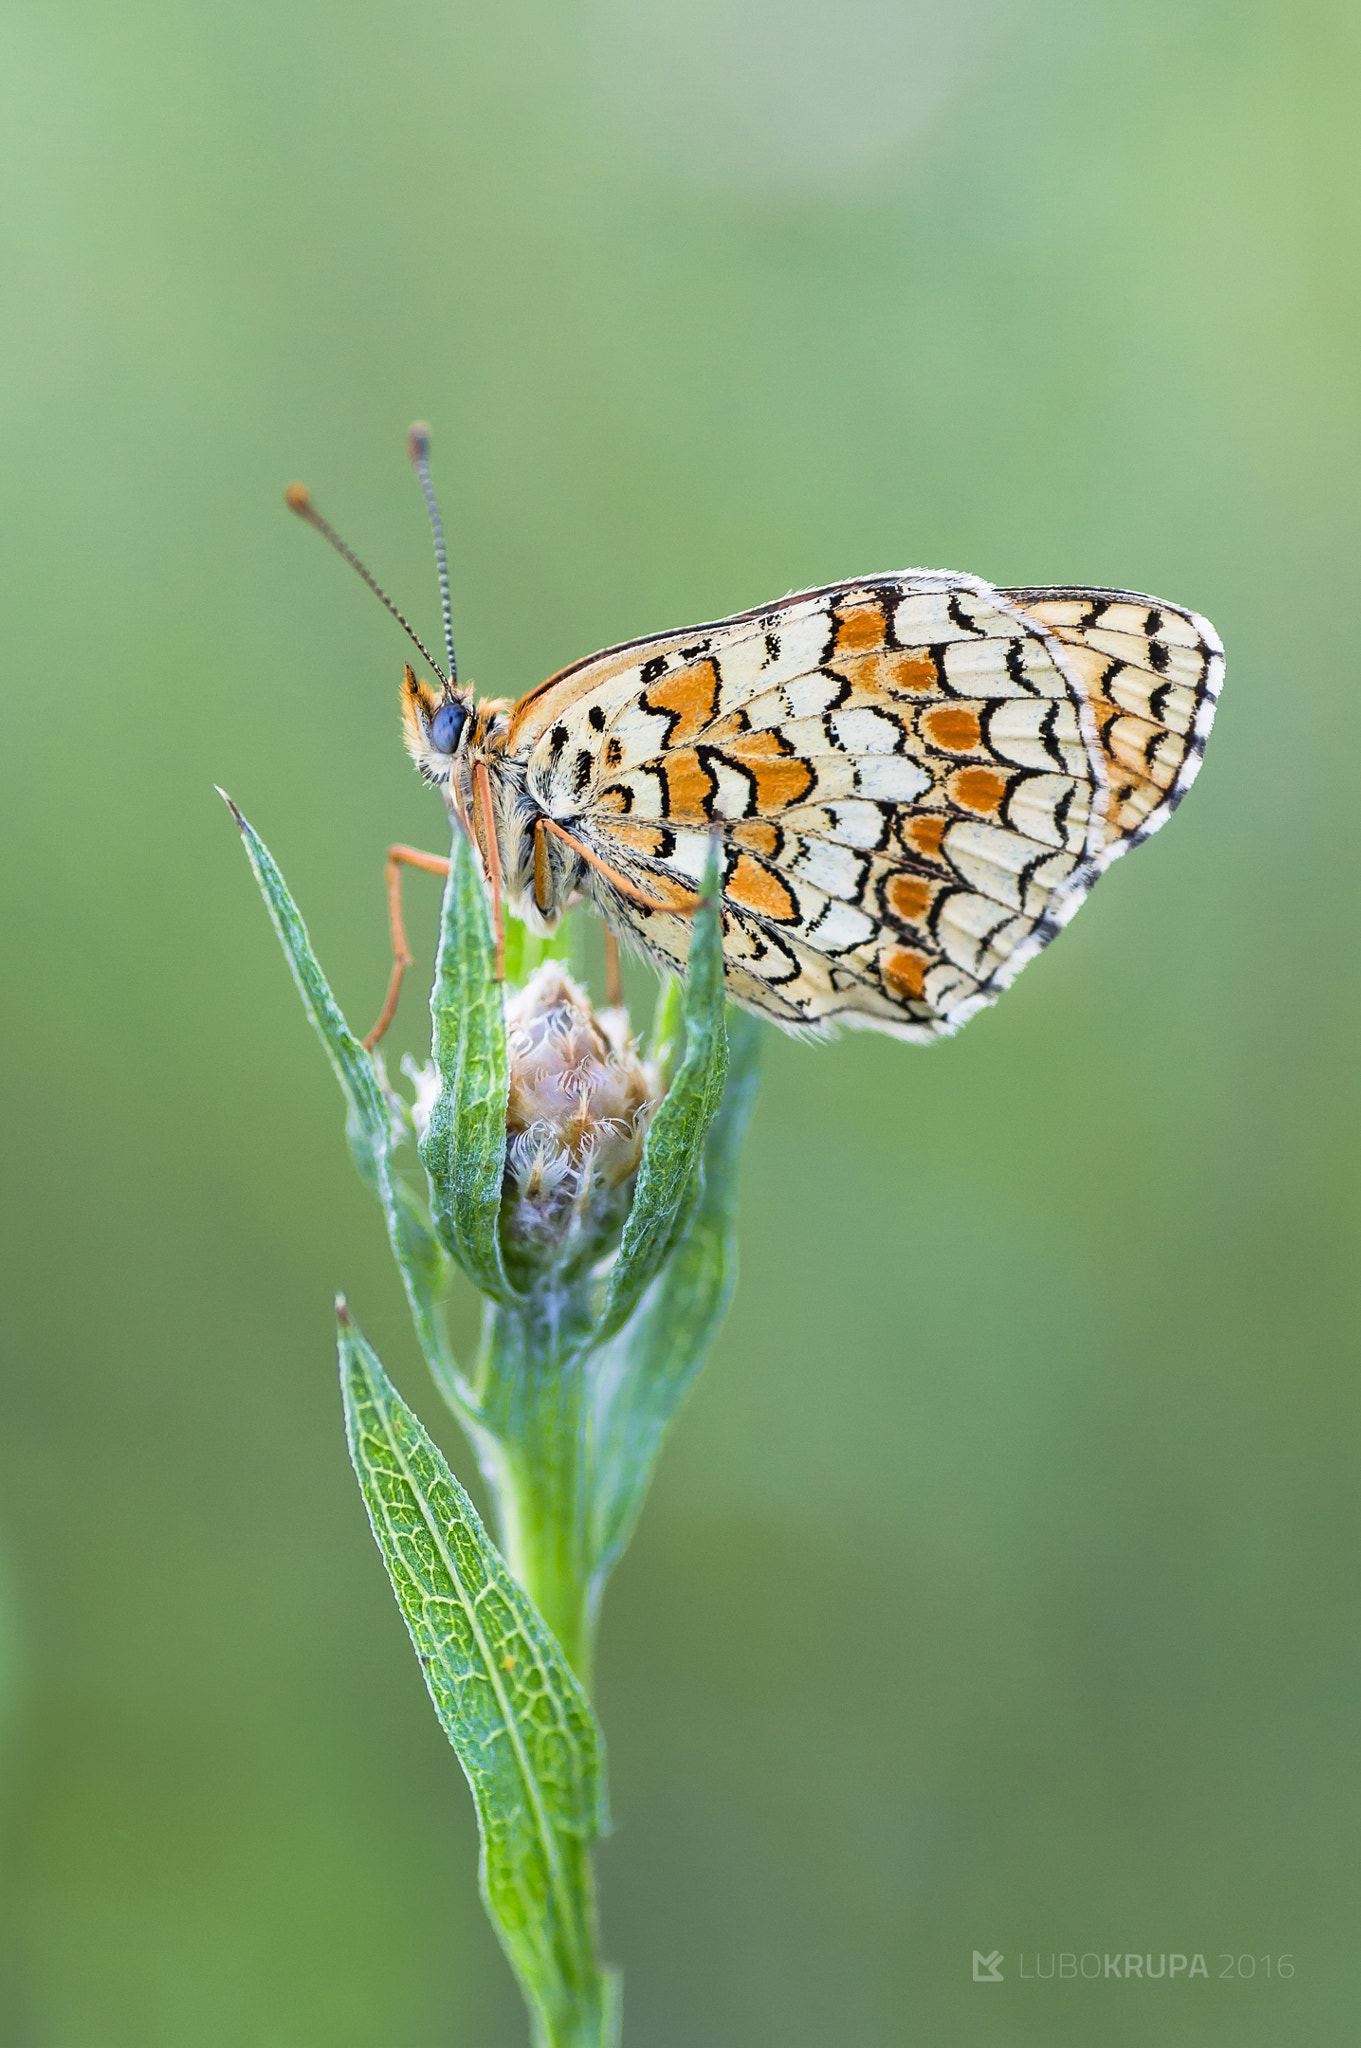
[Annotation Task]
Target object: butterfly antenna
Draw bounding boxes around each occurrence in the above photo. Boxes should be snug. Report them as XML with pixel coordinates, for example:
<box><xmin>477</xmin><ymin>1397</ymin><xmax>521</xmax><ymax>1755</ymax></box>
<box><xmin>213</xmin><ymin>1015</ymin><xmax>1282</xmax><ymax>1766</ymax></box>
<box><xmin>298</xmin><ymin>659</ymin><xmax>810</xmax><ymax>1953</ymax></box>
<box><xmin>284</xmin><ymin>482</ymin><xmax>451</xmax><ymax>690</ymax></box>
<box><xmin>406</xmin><ymin>422</ymin><xmax>458</xmax><ymax>686</ymax></box>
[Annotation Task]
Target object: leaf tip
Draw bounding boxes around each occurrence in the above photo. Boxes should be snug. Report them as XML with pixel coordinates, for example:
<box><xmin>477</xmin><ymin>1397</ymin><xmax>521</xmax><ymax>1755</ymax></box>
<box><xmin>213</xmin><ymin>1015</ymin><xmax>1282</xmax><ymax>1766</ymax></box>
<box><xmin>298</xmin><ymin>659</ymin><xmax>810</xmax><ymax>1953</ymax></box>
<box><xmin>216</xmin><ymin>786</ymin><xmax>249</xmax><ymax>833</ymax></box>
<box><xmin>334</xmin><ymin>1294</ymin><xmax>351</xmax><ymax>1327</ymax></box>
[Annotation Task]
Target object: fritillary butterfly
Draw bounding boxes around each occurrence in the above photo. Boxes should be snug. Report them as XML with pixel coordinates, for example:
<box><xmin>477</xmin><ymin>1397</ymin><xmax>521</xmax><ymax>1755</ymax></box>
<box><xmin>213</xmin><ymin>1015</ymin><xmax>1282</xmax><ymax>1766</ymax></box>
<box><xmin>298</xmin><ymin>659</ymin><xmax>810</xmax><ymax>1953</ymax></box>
<box><xmin>289</xmin><ymin>437</ymin><xmax>1223</xmax><ymax>1045</ymax></box>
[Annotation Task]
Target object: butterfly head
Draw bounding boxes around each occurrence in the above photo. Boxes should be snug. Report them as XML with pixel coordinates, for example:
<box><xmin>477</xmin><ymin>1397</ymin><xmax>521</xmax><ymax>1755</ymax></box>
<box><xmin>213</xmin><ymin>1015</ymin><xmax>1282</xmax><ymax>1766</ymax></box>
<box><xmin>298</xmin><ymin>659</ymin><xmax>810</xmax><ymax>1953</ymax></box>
<box><xmin>430</xmin><ymin>698</ymin><xmax>467</xmax><ymax>753</ymax></box>
<box><xmin>402</xmin><ymin>664</ymin><xmax>476</xmax><ymax>784</ymax></box>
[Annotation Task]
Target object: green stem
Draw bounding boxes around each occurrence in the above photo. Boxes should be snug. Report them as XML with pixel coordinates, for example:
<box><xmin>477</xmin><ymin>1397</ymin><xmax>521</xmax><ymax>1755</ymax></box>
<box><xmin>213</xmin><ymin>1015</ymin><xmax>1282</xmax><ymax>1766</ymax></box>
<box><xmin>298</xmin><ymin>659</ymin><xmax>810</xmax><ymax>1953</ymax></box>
<box><xmin>475</xmin><ymin>1295</ymin><xmax>600</xmax><ymax>1694</ymax></box>
<box><xmin>470</xmin><ymin>1296</ymin><xmax>619</xmax><ymax>2046</ymax></box>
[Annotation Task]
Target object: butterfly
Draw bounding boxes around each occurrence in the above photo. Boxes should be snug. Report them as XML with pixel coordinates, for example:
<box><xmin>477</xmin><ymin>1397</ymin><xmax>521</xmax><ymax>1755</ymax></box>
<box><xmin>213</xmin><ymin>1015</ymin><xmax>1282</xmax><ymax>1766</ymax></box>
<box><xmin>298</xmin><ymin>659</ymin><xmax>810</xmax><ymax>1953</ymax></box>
<box><xmin>288</xmin><ymin>430</ymin><xmax>1223</xmax><ymax>1047</ymax></box>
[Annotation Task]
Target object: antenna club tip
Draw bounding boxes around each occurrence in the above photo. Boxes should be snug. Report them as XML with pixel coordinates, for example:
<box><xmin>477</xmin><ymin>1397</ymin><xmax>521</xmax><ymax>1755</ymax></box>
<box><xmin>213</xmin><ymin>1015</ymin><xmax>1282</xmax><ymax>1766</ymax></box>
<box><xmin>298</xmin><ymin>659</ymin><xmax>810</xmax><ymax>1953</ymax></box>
<box><xmin>284</xmin><ymin>483</ymin><xmax>313</xmax><ymax>514</ymax></box>
<box><xmin>406</xmin><ymin>422</ymin><xmax>432</xmax><ymax>465</ymax></box>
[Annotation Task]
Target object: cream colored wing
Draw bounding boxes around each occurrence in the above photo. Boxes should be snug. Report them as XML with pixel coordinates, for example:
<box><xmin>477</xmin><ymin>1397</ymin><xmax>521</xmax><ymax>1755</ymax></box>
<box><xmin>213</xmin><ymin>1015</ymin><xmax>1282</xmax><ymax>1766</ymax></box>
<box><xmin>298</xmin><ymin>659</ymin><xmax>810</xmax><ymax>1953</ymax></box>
<box><xmin>514</xmin><ymin>573</ymin><xmax>1222</xmax><ymax>1039</ymax></box>
<box><xmin>1003</xmin><ymin>585</ymin><xmax>1223</xmax><ymax>847</ymax></box>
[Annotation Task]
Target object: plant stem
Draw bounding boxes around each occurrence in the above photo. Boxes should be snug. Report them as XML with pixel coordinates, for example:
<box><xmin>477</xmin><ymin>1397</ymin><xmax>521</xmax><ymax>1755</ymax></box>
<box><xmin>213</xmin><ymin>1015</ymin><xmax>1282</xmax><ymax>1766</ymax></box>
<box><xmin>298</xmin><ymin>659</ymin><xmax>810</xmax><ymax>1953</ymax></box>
<box><xmin>470</xmin><ymin>1298</ymin><xmax>620</xmax><ymax>2046</ymax></box>
<box><xmin>476</xmin><ymin>1296</ymin><xmax>600</xmax><ymax>1693</ymax></box>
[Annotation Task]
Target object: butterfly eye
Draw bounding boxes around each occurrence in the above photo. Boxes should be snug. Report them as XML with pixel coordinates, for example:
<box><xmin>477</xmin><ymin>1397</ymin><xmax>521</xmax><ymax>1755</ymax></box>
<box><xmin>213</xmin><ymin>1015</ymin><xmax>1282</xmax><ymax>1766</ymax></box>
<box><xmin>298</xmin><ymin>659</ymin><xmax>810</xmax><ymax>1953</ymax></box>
<box><xmin>430</xmin><ymin>699</ymin><xmax>467</xmax><ymax>754</ymax></box>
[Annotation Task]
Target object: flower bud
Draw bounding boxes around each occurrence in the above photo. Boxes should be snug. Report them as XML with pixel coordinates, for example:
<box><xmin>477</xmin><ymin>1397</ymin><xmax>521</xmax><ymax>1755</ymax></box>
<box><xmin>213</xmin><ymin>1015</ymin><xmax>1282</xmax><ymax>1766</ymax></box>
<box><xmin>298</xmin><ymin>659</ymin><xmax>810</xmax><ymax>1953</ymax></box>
<box><xmin>501</xmin><ymin>963</ymin><xmax>660</xmax><ymax>1255</ymax></box>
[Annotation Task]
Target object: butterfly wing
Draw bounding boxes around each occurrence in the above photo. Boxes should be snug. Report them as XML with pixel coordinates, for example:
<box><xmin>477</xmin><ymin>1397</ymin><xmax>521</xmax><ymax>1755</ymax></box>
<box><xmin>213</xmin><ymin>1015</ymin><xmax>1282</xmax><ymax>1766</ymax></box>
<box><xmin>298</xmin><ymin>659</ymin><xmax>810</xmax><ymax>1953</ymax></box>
<box><xmin>1002</xmin><ymin>586</ymin><xmax>1223</xmax><ymax>846</ymax></box>
<box><xmin>512</xmin><ymin>572</ymin><xmax>1222</xmax><ymax>1039</ymax></box>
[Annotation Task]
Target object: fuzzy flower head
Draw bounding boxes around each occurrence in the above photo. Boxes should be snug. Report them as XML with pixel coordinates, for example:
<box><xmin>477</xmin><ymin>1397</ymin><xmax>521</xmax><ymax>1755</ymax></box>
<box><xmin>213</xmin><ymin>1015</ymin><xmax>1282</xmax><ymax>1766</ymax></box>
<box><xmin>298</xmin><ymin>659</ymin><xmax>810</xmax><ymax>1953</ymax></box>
<box><xmin>501</xmin><ymin>963</ymin><xmax>661</xmax><ymax>1254</ymax></box>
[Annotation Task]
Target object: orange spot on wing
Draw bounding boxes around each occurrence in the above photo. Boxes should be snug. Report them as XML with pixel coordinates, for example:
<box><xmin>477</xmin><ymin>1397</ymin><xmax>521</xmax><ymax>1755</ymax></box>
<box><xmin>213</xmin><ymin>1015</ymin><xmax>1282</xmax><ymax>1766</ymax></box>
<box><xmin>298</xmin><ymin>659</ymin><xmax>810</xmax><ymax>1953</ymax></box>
<box><xmin>835</xmin><ymin>603</ymin><xmax>884</xmax><ymax>654</ymax></box>
<box><xmin>951</xmin><ymin>766</ymin><xmax>1008</xmax><ymax>814</ymax></box>
<box><xmin>644</xmin><ymin>659</ymin><xmax>719</xmax><ymax>743</ymax></box>
<box><xmin>651</xmin><ymin>878</ymin><xmax>698</xmax><ymax>911</ymax></box>
<box><xmin>731</xmin><ymin>819</ymin><xmax>781</xmax><ymax>858</ymax></box>
<box><xmin>845</xmin><ymin>649</ymin><xmax>939</xmax><ymax>699</ymax></box>
<box><xmin>924</xmin><ymin>705</ymin><xmax>982</xmax><ymax>752</ymax></box>
<box><xmin>593</xmin><ymin>818</ymin><xmax>669</xmax><ymax>858</ymax></box>
<box><xmin>887</xmin><ymin>873</ymin><xmax>933</xmax><ymax>922</ymax></box>
<box><xmin>882</xmin><ymin>947</ymin><xmax>928</xmax><ymax>999</ymax></box>
<box><xmin>727</xmin><ymin>854</ymin><xmax>797</xmax><ymax>923</ymax></box>
<box><xmin>904</xmin><ymin>813</ymin><xmax>947</xmax><ymax>859</ymax></box>
<box><xmin>661</xmin><ymin>749</ymin><xmax>716</xmax><ymax>820</ymax></box>
<box><xmin>704</xmin><ymin>709</ymin><xmax>750</xmax><ymax>745</ymax></box>
<box><xmin>883</xmin><ymin>650</ymin><xmax>938</xmax><ymax>694</ymax></box>
<box><xmin>723</xmin><ymin>729</ymin><xmax>814</xmax><ymax>811</ymax></box>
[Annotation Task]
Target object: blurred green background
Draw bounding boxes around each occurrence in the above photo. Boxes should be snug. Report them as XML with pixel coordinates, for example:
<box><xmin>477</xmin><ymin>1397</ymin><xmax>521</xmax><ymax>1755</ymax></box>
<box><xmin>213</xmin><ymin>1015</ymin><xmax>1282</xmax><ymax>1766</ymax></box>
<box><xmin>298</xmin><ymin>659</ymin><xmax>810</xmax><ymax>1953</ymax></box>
<box><xmin>2</xmin><ymin>0</ymin><xmax>1358</xmax><ymax>2041</ymax></box>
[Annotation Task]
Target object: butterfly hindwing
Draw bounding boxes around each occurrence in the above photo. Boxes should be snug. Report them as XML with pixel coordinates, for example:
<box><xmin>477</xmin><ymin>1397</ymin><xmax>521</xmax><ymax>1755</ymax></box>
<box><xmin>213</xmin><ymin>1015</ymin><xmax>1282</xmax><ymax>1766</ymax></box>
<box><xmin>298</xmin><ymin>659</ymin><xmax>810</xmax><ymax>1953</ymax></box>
<box><xmin>1004</xmin><ymin>587</ymin><xmax>1223</xmax><ymax>849</ymax></box>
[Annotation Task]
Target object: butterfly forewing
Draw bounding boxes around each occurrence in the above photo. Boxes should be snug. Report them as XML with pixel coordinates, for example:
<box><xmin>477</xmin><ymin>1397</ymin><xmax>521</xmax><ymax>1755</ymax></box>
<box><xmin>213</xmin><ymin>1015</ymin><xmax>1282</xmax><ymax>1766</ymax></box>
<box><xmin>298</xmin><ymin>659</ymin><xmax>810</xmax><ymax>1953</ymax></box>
<box><xmin>509</xmin><ymin>572</ymin><xmax>1222</xmax><ymax>1040</ymax></box>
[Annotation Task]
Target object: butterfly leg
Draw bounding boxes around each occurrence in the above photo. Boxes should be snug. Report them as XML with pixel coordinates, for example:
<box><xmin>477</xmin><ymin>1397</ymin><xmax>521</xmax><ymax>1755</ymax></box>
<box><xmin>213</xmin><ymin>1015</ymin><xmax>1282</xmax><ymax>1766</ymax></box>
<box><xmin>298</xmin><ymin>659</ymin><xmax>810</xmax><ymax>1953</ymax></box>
<box><xmin>540</xmin><ymin>818</ymin><xmax>699</xmax><ymax>917</ymax></box>
<box><xmin>602</xmin><ymin>924</ymin><xmax>623</xmax><ymax>1008</ymax></box>
<box><xmin>364</xmin><ymin>844</ymin><xmax>451</xmax><ymax>1049</ymax></box>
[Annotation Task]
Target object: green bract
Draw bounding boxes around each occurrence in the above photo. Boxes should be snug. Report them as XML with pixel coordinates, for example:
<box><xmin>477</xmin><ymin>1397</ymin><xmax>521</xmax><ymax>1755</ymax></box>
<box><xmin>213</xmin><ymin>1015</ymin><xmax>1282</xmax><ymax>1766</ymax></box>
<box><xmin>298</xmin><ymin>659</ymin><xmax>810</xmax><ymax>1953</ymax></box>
<box><xmin>227</xmin><ymin>799</ymin><xmax>760</xmax><ymax>2048</ymax></box>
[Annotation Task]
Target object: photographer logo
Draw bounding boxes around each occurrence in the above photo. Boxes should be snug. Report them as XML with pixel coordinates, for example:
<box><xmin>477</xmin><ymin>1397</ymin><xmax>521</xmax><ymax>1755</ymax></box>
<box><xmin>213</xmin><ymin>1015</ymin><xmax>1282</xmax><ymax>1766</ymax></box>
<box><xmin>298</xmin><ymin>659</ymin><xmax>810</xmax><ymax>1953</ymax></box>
<box><xmin>972</xmin><ymin>1950</ymin><xmax>1295</xmax><ymax>1984</ymax></box>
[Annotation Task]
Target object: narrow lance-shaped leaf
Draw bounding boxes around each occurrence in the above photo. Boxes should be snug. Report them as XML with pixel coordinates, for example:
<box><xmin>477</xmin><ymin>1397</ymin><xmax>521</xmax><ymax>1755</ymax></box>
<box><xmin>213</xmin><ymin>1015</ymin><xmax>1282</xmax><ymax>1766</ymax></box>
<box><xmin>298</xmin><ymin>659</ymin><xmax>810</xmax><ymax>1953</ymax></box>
<box><xmin>339</xmin><ymin>1309</ymin><xmax>619</xmax><ymax>2048</ymax></box>
<box><xmin>222</xmin><ymin>793</ymin><xmax>388</xmax><ymax>1169</ymax></box>
<box><xmin>221</xmin><ymin>796</ymin><xmax>467</xmax><ymax>1411</ymax></box>
<box><xmin>594</xmin><ymin>846</ymin><xmax>729</xmax><ymax>1342</ymax></box>
<box><xmin>589</xmin><ymin>1008</ymin><xmax>762</xmax><ymax>1582</ymax></box>
<box><xmin>421</xmin><ymin>828</ymin><xmax>519</xmax><ymax>1304</ymax></box>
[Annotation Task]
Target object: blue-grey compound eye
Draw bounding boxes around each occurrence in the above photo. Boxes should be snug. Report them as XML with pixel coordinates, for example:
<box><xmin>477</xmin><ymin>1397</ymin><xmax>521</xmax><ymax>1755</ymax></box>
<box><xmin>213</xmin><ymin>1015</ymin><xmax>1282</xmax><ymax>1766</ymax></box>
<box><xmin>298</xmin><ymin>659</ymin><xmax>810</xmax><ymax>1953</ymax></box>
<box><xmin>430</xmin><ymin>699</ymin><xmax>467</xmax><ymax>753</ymax></box>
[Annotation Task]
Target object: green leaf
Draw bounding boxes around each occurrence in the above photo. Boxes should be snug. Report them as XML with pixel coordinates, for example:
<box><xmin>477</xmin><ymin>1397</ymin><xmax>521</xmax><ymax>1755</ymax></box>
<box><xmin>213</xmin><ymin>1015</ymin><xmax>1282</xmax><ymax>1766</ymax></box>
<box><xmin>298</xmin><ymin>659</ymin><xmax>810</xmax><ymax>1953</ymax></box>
<box><xmin>223</xmin><ymin>795</ymin><xmax>470</xmax><ymax>1416</ymax></box>
<box><xmin>589</xmin><ymin>1008</ymin><xmax>762</xmax><ymax>1581</ymax></box>
<box><xmin>594</xmin><ymin>849</ymin><xmax>730</xmax><ymax>1341</ymax></box>
<box><xmin>420</xmin><ymin>829</ymin><xmax>519</xmax><ymax>1304</ymax></box>
<box><xmin>339</xmin><ymin>1310</ymin><xmax>618</xmax><ymax>2048</ymax></box>
<box><xmin>222</xmin><ymin>791</ymin><xmax>389</xmax><ymax>1163</ymax></box>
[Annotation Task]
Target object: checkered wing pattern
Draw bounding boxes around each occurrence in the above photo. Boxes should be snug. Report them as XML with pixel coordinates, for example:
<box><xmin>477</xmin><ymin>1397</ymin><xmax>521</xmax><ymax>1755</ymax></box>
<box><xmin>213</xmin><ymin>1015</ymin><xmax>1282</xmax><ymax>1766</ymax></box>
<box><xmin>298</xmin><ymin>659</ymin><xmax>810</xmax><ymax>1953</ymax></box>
<box><xmin>510</xmin><ymin>571</ymin><xmax>1222</xmax><ymax>1038</ymax></box>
